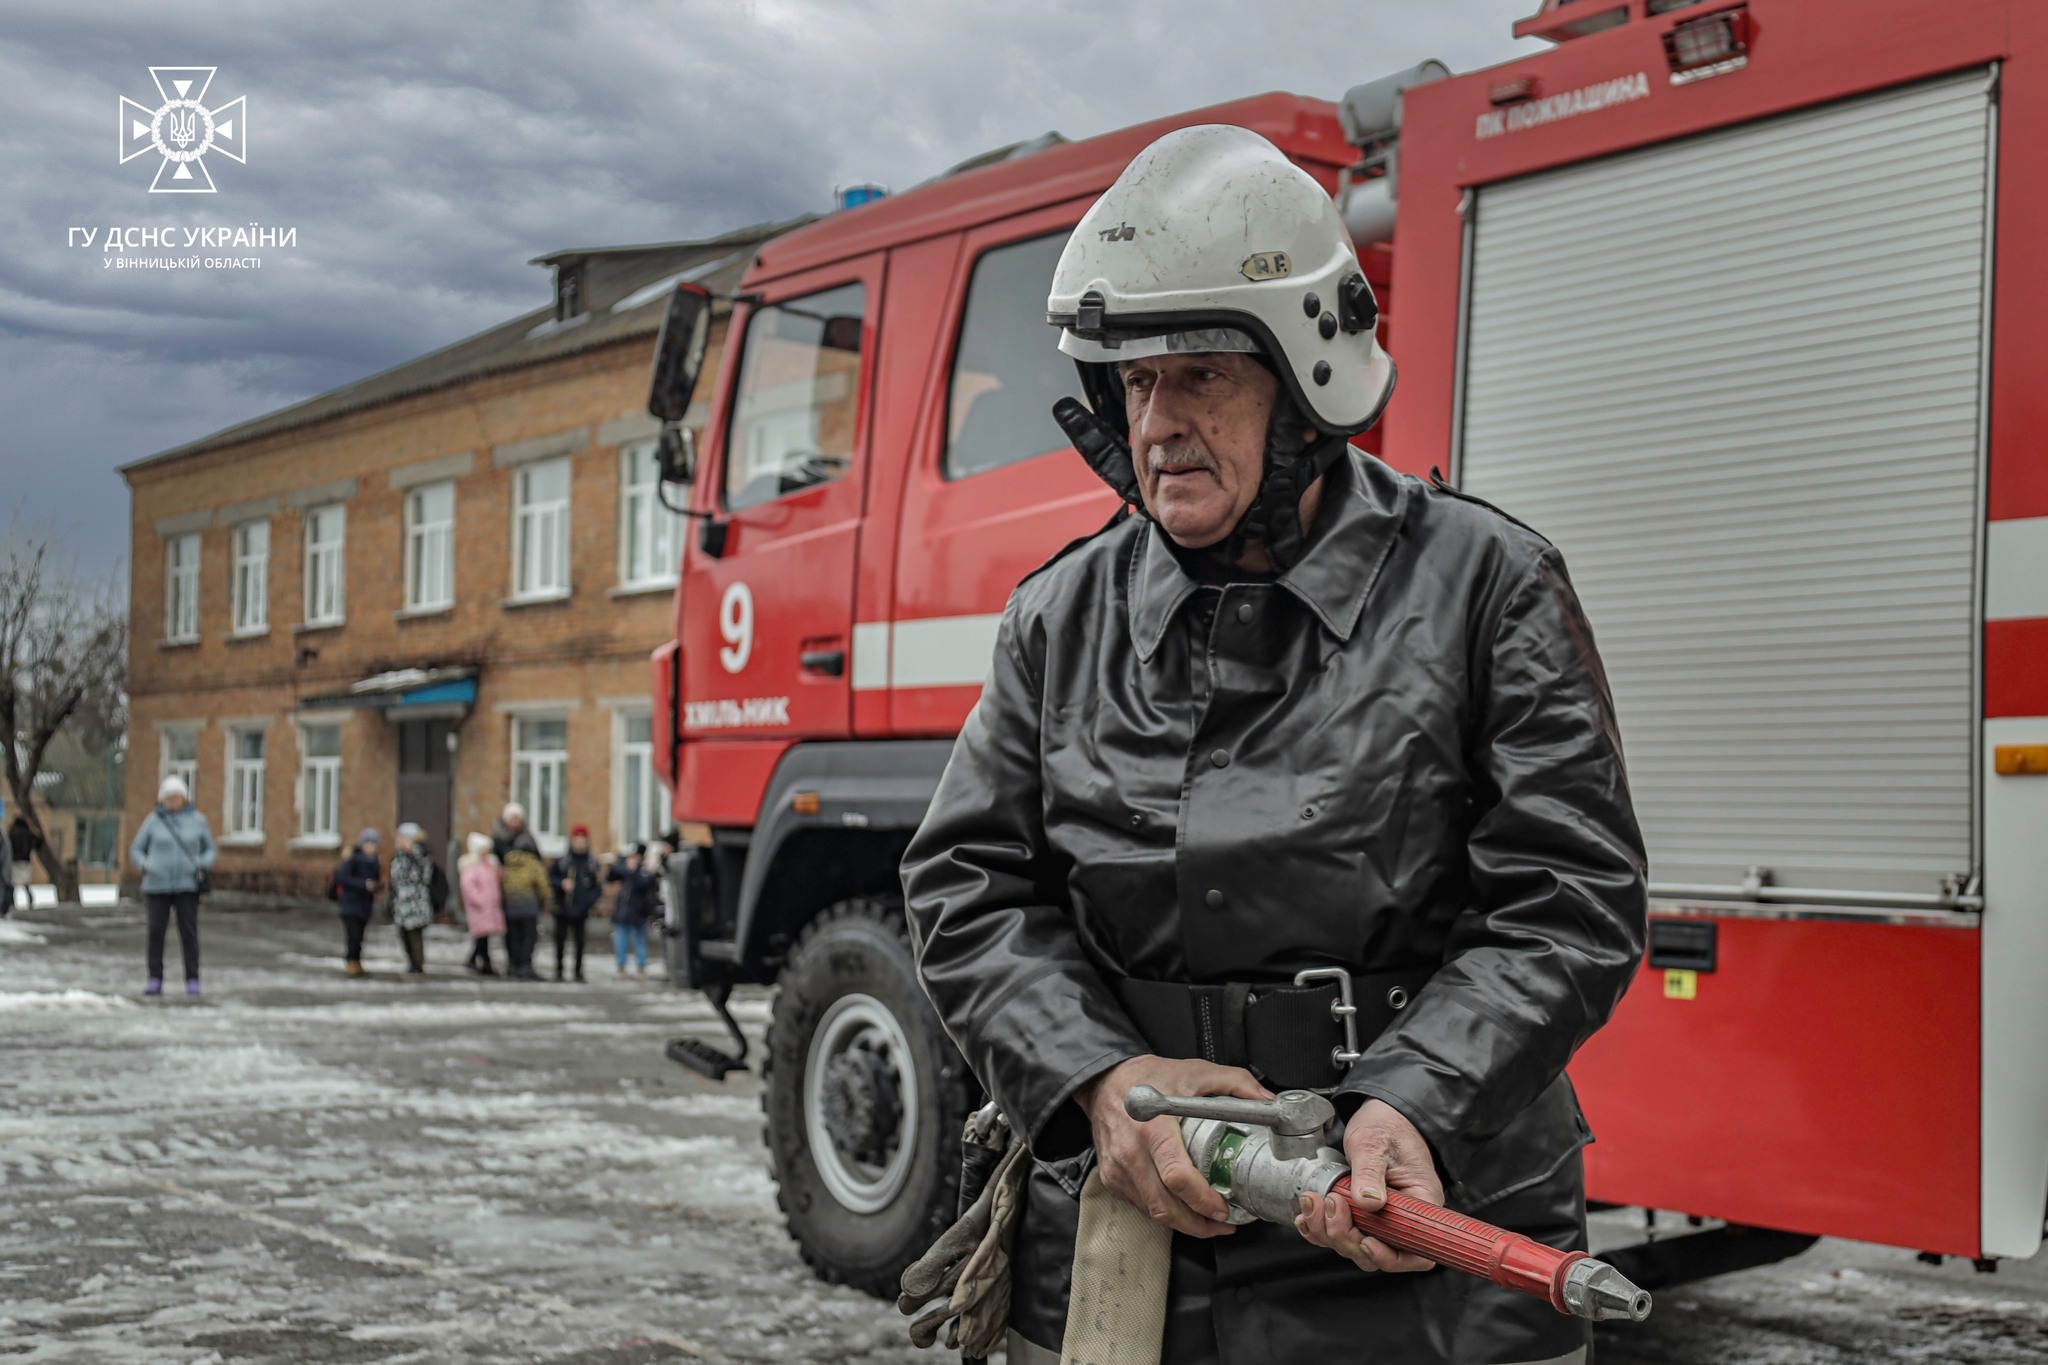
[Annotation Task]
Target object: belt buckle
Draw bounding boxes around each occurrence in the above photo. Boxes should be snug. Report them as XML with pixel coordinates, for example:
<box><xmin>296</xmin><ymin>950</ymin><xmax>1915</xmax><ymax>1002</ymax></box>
<box><xmin>1292</xmin><ymin>966</ymin><xmax>1364</xmax><ymax>1071</ymax></box>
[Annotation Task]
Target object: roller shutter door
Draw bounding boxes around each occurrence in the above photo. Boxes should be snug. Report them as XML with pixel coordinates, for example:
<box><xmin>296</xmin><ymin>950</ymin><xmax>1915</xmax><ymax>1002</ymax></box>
<box><xmin>1458</xmin><ymin>71</ymin><xmax>1992</xmax><ymax>901</ymax></box>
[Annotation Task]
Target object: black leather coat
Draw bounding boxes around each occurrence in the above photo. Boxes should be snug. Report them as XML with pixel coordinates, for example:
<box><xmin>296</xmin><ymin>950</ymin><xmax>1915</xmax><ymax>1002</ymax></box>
<box><xmin>903</xmin><ymin>449</ymin><xmax>1647</xmax><ymax>1362</ymax></box>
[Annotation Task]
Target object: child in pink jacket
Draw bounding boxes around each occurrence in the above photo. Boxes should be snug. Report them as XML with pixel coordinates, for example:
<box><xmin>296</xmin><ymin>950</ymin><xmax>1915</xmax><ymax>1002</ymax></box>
<box><xmin>458</xmin><ymin>832</ymin><xmax>505</xmax><ymax>977</ymax></box>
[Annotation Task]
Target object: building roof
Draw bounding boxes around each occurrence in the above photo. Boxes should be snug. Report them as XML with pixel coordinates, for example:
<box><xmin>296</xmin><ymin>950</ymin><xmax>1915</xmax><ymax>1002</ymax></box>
<box><xmin>122</xmin><ymin>216</ymin><xmax>813</xmax><ymax>476</ymax></box>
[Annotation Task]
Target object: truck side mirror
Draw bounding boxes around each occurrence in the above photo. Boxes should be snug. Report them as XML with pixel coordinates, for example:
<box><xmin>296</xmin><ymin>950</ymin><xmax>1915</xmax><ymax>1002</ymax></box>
<box><xmin>655</xmin><ymin>423</ymin><xmax>697</xmax><ymax>488</ymax></box>
<box><xmin>648</xmin><ymin>282</ymin><xmax>713</xmax><ymax>424</ymax></box>
<box><xmin>820</xmin><ymin>315</ymin><xmax>863</xmax><ymax>354</ymax></box>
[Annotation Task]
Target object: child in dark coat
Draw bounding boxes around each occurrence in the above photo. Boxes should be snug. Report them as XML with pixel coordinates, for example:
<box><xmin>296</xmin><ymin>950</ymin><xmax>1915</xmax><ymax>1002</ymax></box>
<box><xmin>331</xmin><ymin>830</ymin><xmax>382</xmax><ymax>977</ymax></box>
<box><xmin>548</xmin><ymin>824</ymin><xmax>603</xmax><ymax>982</ymax></box>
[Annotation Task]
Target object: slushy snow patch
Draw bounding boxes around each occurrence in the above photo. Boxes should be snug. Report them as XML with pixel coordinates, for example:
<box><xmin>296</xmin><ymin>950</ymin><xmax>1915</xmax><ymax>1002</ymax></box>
<box><xmin>0</xmin><ymin>989</ymin><xmax>133</xmax><ymax>1011</ymax></box>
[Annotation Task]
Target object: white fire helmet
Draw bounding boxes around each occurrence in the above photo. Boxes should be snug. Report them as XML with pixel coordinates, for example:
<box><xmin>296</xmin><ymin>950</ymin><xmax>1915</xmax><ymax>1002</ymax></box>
<box><xmin>1047</xmin><ymin>123</ymin><xmax>1395</xmax><ymax>437</ymax></box>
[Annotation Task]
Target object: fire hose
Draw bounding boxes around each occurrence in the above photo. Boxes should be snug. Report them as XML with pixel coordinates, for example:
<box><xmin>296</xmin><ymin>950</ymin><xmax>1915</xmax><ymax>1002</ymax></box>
<box><xmin>1122</xmin><ymin>1085</ymin><xmax>1653</xmax><ymax>1323</ymax></box>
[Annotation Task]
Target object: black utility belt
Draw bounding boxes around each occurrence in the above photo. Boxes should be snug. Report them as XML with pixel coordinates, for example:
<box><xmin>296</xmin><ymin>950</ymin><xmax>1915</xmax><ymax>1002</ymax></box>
<box><xmin>1113</xmin><ymin>966</ymin><xmax>1434</xmax><ymax>1095</ymax></box>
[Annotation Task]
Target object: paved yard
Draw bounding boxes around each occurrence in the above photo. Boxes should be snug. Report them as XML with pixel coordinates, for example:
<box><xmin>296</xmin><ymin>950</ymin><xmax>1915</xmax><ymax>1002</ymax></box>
<box><xmin>2</xmin><ymin>902</ymin><xmax>2045</xmax><ymax>1363</ymax></box>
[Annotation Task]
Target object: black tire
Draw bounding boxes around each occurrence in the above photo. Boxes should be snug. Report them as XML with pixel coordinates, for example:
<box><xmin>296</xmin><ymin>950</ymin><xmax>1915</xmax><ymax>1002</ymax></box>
<box><xmin>763</xmin><ymin>897</ymin><xmax>975</xmax><ymax>1298</ymax></box>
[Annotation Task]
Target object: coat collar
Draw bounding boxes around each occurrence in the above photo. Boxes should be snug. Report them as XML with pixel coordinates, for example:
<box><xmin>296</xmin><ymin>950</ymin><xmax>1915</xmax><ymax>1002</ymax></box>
<box><xmin>1127</xmin><ymin>448</ymin><xmax>1411</xmax><ymax>663</ymax></box>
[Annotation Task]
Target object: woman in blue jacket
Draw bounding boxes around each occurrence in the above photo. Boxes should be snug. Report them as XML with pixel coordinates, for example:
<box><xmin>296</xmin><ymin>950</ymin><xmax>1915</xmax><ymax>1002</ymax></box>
<box><xmin>128</xmin><ymin>774</ymin><xmax>217</xmax><ymax>997</ymax></box>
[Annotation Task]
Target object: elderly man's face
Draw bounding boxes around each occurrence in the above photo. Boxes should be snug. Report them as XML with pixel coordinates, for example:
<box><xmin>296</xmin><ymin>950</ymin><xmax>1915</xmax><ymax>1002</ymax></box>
<box><xmin>1120</xmin><ymin>352</ymin><xmax>1276</xmax><ymax>550</ymax></box>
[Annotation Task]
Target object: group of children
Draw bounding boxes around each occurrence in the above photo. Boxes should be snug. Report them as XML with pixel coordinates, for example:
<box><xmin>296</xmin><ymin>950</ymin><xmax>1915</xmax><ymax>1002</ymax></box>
<box><xmin>451</xmin><ymin>803</ymin><xmax>667</xmax><ymax>982</ymax></box>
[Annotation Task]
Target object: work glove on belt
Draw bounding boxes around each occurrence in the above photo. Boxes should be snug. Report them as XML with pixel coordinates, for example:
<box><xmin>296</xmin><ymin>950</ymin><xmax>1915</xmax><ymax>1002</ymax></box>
<box><xmin>900</xmin><ymin>1103</ymin><xmax>1029</xmax><ymax>1361</ymax></box>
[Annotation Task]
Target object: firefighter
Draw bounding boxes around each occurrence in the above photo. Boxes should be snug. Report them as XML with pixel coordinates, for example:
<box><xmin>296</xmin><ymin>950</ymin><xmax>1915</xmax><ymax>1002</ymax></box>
<box><xmin>902</xmin><ymin>124</ymin><xmax>1647</xmax><ymax>1364</ymax></box>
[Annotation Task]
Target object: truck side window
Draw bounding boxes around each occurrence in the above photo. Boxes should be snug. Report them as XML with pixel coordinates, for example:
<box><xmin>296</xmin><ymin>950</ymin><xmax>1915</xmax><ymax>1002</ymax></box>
<box><xmin>944</xmin><ymin>231</ymin><xmax>1074</xmax><ymax>480</ymax></box>
<box><xmin>724</xmin><ymin>282</ymin><xmax>867</xmax><ymax>511</ymax></box>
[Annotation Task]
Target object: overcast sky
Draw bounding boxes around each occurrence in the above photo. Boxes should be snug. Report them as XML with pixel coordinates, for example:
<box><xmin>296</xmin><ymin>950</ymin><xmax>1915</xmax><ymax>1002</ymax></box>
<box><xmin>0</xmin><ymin>1</ymin><xmax>1540</xmax><ymax>581</ymax></box>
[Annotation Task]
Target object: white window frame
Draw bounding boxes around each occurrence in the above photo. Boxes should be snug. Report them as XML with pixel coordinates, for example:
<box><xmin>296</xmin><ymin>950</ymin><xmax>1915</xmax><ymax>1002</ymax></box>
<box><xmin>617</xmin><ymin>441</ymin><xmax>683</xmax><ymax>589</ymax></box>
<box><xmin>159</xmin><ymin>724</ymin><xmax>199</xmax><ymax>797</ymax></box>
<box><xmin>512</xmin><ymin>458</ymin><xmax>572</xmax><ymax>601</ymax></box>
<box><xmin>224</xmin><ymin>725</ymin><xmax>266</xmax><ymax>844</ymax></box>
<box><xmin>510</xmin><ymin>714</ymin><xmax>570</xmax><ymax>855</ymax></box>
<box><xmin>613</xmin><ymin>706</ymin><xmax>669</xmax><ymax>846</ymax></box>
<box><xmin>294</xmin><ymin>723</ymin><xmax>342</xmax><ymax>848</ymax></box>
<box><xmin>230</xmin><ymin>520</ymin><xmax>269</xmax><ymax>635</ymax></box>
<box><xmin>165</xmin><ymin>533</ymin><xmax>201</xmax><ymax>643</ymax></box>
<box><xmin>303</xmin><ymin>504</ymin><xmax>347</xmax><ymax>626</ymax></box>
<box><xmin>404</xmin><ymin>480</ymin><xmax>456</xmax><ymax>612</ymax></box>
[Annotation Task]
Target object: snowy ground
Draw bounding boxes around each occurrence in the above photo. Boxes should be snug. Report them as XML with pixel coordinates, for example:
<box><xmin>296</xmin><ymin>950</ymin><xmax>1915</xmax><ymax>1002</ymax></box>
<box><xmin>4</xmin><ymin>902</ymin><xmax>2048</xmax><ymax>1363</ymax></box>
<box><xmin>9</xmin><ymin>884</ymin><xmax>119</xmax><ymax>909</ymax></box>
<box><xmin>0</xmin><ymin>903</ymin><xmax>920</xmax><ymax>1363</ymax></box>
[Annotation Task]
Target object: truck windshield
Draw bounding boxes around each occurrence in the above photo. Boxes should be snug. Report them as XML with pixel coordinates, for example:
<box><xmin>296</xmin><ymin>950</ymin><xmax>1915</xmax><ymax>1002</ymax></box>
<box><xmin>723</xmin><ymin>282</ymin><xmax>866</xmax><ymax>511</ymax></box>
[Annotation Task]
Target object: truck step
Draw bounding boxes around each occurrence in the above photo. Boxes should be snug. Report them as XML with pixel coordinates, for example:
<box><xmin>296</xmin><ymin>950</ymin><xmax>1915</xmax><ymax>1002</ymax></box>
<box><xmin>666</xmin><ymin>1036</ymin><xmax>747</xmax><ymax>1079</ymax></box>
<box><xmin>663</xmin><ymin>979</ymin><xmax>751</xmax><ymax>1081</ymax></box>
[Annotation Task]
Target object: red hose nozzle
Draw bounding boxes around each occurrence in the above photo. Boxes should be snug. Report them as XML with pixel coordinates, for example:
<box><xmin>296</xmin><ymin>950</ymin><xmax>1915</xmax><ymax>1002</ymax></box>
<box><xmin>1331</xmin><ymin>1177</ymin><xmax>1651</xmax><ymax>1322</ymax></box>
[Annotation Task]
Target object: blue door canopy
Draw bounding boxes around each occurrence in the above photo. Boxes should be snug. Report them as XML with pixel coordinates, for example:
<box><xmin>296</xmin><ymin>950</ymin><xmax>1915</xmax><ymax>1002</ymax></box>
<box><xmin>303</xmin><ymin>666</ymin><xmax>478</xmax><ymax>710</ymax></box>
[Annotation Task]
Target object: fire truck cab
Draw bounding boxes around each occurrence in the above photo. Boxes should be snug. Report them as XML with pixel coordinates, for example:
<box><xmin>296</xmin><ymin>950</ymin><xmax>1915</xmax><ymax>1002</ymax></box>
<box><xmin>647</xmin><ymin>0</ymin><xmax>2048</xmax><ymax>1294</ymax></box>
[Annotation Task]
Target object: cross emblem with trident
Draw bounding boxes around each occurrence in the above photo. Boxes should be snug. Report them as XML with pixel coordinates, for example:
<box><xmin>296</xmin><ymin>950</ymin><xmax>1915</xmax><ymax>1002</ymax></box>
<box><xmin>119</xmin><ymin>67</ymin><xmax>248</xmax><ymax>193</ymax></box>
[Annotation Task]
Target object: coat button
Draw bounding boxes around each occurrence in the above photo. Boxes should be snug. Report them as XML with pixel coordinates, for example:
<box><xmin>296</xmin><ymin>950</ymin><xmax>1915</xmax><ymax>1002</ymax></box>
<box><xmin>1235</xmin><ymin>603</ymin><xmax>1253</xmax><ymax>623</ymax></box>
<box><xmin>1210</xmin><ymin>749</ymin><xmax>1230</xmax><ymax>768</ymax></box>
<box><xmin>1205</xmin><ymin>889</ymin><xmax>1224</xmax><ymax>909</ymax></box>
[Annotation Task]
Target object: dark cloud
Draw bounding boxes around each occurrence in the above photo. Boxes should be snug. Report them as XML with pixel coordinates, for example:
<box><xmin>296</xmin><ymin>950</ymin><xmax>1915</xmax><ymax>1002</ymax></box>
<box><xmin>0</xmin><ymin>0</ymin><xmax>1537</xmax><ymax>577</ymax></box>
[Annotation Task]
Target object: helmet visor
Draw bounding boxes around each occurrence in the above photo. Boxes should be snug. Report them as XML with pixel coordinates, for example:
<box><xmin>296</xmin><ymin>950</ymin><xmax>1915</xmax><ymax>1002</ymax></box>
<box><xmin>1058</xmin><ymin>325</ymin><xmax>1262</xmax><ymax>364</ymax></box>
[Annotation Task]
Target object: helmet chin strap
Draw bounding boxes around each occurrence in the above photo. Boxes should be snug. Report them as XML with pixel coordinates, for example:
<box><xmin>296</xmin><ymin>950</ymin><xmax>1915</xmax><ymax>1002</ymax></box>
<box><xmin>1217</xmin><ymin>390</ymin><xmax>1348</xmax><ymax>573</ymax></box>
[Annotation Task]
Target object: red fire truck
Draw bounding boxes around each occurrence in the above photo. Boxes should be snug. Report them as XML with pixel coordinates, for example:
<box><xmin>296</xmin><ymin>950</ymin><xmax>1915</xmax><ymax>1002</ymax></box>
<box><xmin>642</xmin><ymin>0</ymin><xmax>2048</xmax><ymax>1294</ymax></box>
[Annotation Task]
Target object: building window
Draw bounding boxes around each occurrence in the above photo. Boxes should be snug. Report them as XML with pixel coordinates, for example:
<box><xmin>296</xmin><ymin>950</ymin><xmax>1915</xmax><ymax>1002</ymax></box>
<box><xmin>165</xmin><ymin>533</ymin><xmax>201</xmax><ymax>642</ymax></box>
<box><xmin>619</xmin><ymin>442</ymin><xmax>682</xmax><ymax>588</ymax></box>
<box><xmin>724</xmin><ymin>281</ymin><xmax>866</xmax><ymax>511</ymax></box>
<box><xmin>513</xmin><ymin>458</ymin><xmax>571</xmax><ymax>600</ymax></box>
<box><xmin>160</xmin><ymin>726</ymin><xmax>199</xmax><ymax>795</ymax></box>
<box><xmin>297</xmin><ymin>724</ymin><xmax>341</xmax><ymax>844</ymax></box>
<box><xmin>511</xmin><ymin>715</ymin><xmax>569</xmax><ymax>851</ymax></box>
<box><xmin>77</xmin><ymin>815</ymin><xmax>120</xmax><ymax>869</ymax></box>
<box><xmin>616</xmin><ymin>709</ymin><xmax>668</xmax><ymax>845</ymax></box>
<box><xmin>945</xmin><ymin>232</ymin><xmax>1073</xmax><ymax>479</ymax></box>
<box><xmin>556</xmin><ymin>265</ymin><xmax>584</xmax><ymax>321</ymax></box>
<box><xmin>226</xmin><ymin>726</ymin><xmax>266</xmax><ymax>841</ymax></box>
<box><xmin>230</xmin><ymin>520</ymin><xmax>269</xmax><ymax>635</ymax></box>
<box><xmin>304</xmin><ymin>504</ymin><xmax>346</xmax><ymax>625</ymax></box>
<box><xmin>405</xmin><ymin>480</ymin><xmax>456</xmax><ymax>611</ymax></box>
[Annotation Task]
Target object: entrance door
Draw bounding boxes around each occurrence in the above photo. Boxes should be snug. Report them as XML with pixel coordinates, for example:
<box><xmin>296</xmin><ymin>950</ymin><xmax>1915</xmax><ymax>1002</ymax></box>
<box><xmin>396</xmin><ymin>717</ymin><xmax>455</xmax><ymax>867</ymax></box>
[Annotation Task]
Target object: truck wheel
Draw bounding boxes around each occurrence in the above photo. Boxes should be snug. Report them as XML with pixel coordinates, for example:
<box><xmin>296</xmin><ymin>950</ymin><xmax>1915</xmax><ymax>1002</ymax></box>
<box><xmin>763</xmin><ymin>897</ymin><xmax>974</xmax><ymax>1298</ymax></box>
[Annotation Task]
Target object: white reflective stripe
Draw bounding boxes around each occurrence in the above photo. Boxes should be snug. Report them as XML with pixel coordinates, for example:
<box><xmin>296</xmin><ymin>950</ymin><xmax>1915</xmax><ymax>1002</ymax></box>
<box><xmin>850</xmin><ymin>621</ymin><xmax>892</xmax><ymax>692</ymax></box>
<box><xmin>1987</xmin><ymin>517</ymin><xmax>2048</xmax><ymax>621</ymax></box>
<box><xmin>890</xmin><ymin>614</ymin><xmax>1004</xmax><ymax>689</ymax></box>
<box><xmin>1984</xmin><ymin>714</ymin><xmax>2048</xmax><ymax>1257</ymax></box>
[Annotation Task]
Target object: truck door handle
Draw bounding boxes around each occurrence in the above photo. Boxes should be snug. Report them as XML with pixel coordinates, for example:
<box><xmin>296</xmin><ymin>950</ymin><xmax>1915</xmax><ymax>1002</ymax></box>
<box><xmin>800</xmin><ymin>648</ymin><xmax>846</xmax><ymax>677</ymax></box>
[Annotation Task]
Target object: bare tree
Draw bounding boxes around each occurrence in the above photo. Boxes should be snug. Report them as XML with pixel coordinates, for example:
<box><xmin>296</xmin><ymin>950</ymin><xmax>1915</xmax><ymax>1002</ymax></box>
<box><xmin>0</xmin><ymin>520</ymin><xmax>127</xmax><ymax>903</ymax></box>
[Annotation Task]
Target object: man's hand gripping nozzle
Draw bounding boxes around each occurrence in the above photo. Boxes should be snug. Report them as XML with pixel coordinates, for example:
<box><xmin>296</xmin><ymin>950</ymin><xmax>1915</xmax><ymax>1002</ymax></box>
<box><xmin>1123</xmin><ymin>1085</ymin><xmax>1653</xmax><ymax>1323</ymax></box>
